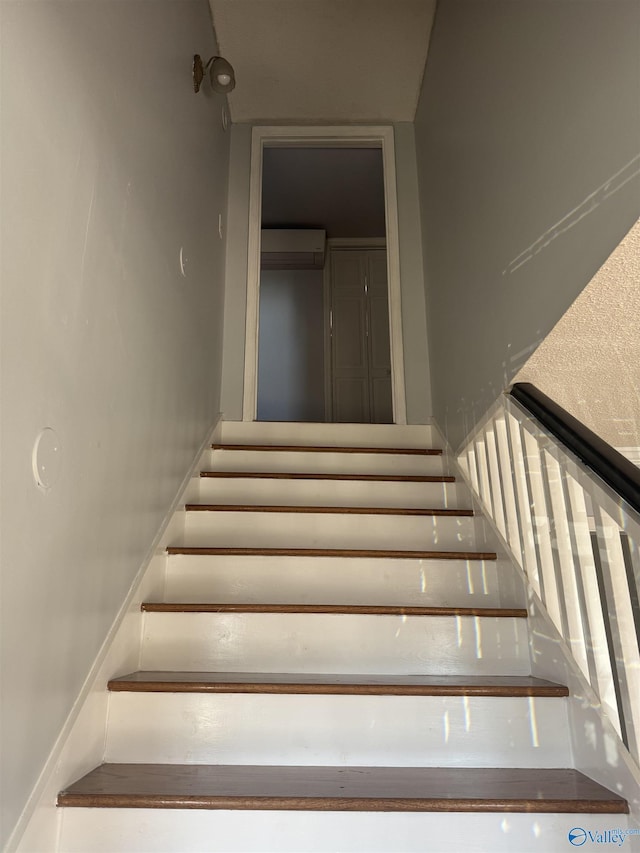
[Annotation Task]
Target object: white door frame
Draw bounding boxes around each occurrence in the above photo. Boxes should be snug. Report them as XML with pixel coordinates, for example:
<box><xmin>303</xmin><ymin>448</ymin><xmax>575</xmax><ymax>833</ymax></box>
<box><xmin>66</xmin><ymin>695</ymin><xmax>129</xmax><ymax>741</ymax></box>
<box><xmin>242</xmin><ymin>125</ymin><xmax>407</xmax><ymax>424</ymax></box>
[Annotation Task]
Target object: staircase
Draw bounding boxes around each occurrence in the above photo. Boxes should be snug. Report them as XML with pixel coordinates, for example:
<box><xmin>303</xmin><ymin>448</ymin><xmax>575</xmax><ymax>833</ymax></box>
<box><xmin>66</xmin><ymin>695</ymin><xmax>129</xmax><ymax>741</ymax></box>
<box><xmin>57</xmin><ymin>422</ymin><xmax>630</xmax><ymax>852</ymax></box>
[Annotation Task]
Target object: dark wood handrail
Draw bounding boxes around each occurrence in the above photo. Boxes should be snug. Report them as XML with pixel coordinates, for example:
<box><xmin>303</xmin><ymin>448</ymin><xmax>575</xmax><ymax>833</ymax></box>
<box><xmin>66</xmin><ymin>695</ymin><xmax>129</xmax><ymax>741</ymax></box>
<box><xmin>509</xmin><ymin>382</ymin><xmax>640</xmax><ymax>516</ymax></box>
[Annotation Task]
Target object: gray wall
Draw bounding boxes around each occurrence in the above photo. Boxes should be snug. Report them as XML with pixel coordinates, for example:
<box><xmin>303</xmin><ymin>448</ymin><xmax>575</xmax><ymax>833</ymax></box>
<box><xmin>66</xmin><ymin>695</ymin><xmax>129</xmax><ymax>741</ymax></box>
<box><xmin>257</xmin><ymin>270</ymin><xmax>325</xmax><ymax>421</ymax></box>
<box><xmin>415</xmin><ymin>0</ymin><xmax>640</xmax><ymax>449</ymax></box>
<box><xmin>0</xmin><ymin>1</ymin><xmax>229</xmax><ymax>845</ymax></box>
<box><xmin>220</xmin><ymin>124</ymin><xmax>433</xmax><ymax>423</ymax></box>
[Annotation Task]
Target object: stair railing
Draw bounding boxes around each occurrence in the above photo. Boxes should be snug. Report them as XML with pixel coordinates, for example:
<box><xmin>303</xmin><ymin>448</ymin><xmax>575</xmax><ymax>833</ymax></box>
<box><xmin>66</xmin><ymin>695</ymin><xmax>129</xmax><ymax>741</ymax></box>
<box><xmin>457</xmin><ymin>382</ymin><xmax>640</xmax><ymax>764</ymax></box>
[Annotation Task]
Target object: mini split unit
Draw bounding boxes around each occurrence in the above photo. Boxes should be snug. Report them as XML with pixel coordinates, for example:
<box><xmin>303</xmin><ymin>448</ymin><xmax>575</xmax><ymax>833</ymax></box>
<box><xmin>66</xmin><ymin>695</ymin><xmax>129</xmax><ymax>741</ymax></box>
<box><xmin>260</xmin><ymin>229</ymin><xmax>326</xmax><ymax>270</ymax></box>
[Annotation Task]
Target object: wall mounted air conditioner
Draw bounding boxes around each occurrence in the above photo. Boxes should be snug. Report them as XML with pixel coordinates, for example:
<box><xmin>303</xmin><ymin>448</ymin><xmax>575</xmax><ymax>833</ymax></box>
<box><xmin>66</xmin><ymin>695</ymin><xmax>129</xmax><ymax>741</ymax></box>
<box><xmin>260</xmin><ymin>229</ymin><xmax>326</xmax><ymax>270</ymax></box>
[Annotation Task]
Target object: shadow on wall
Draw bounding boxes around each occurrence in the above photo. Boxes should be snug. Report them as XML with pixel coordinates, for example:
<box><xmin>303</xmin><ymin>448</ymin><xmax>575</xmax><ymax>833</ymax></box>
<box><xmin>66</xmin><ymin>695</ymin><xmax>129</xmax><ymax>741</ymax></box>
<box><xmin>502</xmin><ymin>155</ymin><xmax>640</xmax><ymax>277</ymax></box>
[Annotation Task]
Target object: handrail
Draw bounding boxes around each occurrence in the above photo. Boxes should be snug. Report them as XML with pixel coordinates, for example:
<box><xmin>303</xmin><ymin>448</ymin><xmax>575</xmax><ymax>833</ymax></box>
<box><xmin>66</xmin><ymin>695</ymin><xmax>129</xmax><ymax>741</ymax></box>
<box><xmin>510</xmin><ymin>382</ymin><xmax>640</xmax><ymax>515</ymax></box>
<box><xmin>458</xmin><ymin>386</ymin><xmax>640</xmax><ymax>764</ymax></box>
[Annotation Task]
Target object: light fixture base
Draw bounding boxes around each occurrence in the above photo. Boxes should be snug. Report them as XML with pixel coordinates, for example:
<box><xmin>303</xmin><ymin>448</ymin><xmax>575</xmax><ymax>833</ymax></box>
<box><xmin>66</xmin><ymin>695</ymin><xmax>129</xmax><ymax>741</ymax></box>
<box><xmin>193</xmin><ymin>54</ymin><xmax>204</xmax><ymax>93</ymax></box>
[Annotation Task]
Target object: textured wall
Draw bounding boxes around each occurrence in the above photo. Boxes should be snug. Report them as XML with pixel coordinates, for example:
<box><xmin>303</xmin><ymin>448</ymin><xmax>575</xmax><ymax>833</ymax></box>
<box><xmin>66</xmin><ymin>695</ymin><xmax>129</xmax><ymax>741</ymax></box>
<box><xmin>0</xmin><ymin>1</ymin><xmax>229</xmax><ymax>845</ymax></box>
<box><xmin>516</xmin><ymin>219</ymin><xmax>640</xmax><ymax>451</ymax></box>
<box><xmin>415</xmin><ymin>0</ymin><xmax>640</xmax><ymax>449</ymax></box>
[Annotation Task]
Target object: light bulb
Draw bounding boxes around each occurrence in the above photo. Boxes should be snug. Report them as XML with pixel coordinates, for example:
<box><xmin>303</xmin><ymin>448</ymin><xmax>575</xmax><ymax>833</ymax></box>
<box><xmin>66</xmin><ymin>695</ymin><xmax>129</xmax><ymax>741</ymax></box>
<box><xmin>209</xmin><ymin>57</ymin><xmax>236</xmax><ymax>93</ymax></box>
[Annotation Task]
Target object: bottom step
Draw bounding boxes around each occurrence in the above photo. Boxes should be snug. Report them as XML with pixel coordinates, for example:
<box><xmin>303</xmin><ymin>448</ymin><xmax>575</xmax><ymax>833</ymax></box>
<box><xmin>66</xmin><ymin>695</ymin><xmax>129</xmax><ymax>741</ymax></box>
<box><xmin>59</xmin><ymin>764</ymin><xmax>627</xmax><ymax>813</ymax></box>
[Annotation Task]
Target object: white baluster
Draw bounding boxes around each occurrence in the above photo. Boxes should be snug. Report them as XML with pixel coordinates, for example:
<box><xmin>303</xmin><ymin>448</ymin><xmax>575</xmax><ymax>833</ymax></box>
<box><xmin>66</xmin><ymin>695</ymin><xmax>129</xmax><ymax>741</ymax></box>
<box><xmin>564</xmin><ymin>474</ymin><xmax>620</xmax><ymax>733</ymax></box>
<box><xmin>593</xmin><ymin>505</ymin><xmax>640</xmax><ymax>757</ymax></box>
<box><xmin>467</xmin><ymin>446</ymin><xmax>480</xmax><ymax>495</ymax></box>
<box><xmin>475</xmin><ymin>437</ymin><xmax>492</xmax><ymax>516</ymax></box>
<box><xmin>521</xmin><ymin>427</ymin><xmax>563</xmax><ymax>631</ymax></box>
<box><xmin>542</xmin><ymin>451</ymin><xmax>589</xmax><ymax>679</ymax></box>
<box><xmin>505</xmin><ymin>409</ymin><xmax>540</xmax><ymax>594</ymax></box>
<box><xmin>485</xmin><ymin>424</ymin><xmax>507</xmax><ymax>538</ymax></box>
<box><xmin>494</xmin><ymin>414</ymin><xmax>523</xmax><ymax>560</ymax></box>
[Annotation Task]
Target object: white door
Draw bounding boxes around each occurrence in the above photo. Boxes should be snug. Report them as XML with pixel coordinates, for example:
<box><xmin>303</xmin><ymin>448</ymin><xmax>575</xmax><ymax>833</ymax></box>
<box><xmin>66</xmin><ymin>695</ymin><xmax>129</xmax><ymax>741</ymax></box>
<box><xmin>329</xmin><ymin>249</ymin><xmax>393</xmax><ymax>423</ymax></box>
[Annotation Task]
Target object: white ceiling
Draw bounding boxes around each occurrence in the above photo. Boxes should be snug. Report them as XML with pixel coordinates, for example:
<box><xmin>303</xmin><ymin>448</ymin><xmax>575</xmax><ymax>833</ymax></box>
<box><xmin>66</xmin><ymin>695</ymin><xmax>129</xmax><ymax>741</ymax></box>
<box><xmin>208</xmin><ymin>0</ymin><xmax>437</xmax><ymax>123</ymax></box>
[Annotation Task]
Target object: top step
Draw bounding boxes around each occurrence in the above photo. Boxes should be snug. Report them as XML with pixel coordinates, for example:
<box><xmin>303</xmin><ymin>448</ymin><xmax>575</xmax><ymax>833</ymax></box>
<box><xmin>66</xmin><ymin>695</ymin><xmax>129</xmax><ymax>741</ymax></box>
<box><xmin>219</xmin><ymin>421</ymin><xmax>435</xmax><ymax>450</ymax></box>
<box><xmin>213</xmin><ymin>444</ymin><xmax>442</xmax><ymax>456</ymax></box>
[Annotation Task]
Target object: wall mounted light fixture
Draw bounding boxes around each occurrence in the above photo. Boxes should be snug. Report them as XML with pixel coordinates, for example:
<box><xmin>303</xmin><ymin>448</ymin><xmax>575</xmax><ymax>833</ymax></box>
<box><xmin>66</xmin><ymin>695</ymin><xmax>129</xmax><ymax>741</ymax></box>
<box><xmin>193</xmin><ymin>55</ymin><xmax>236</xmax><ymax>94</ymax></box>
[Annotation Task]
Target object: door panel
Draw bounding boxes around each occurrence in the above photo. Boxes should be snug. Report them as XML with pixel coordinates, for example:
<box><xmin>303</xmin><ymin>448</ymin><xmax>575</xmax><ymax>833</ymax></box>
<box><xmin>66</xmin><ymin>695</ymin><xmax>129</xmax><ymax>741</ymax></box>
<box><xmin>333</xmin><ymin>296</ymin><xmax>367</xmax><ymax>370</ymax></box>
<box><xmin>368</xmin><ymin>293</ymin><xmax>393</xmax><ymax>424</ymax></box>
<box><xmin>331</xmin><ymin>252</ymin><xmax>365</xmax><ymax>294</ymax></box>
<box><xmin>329</xmin><ymin>248</ymin><xmax>393</xmax><ymax>424</ymax></box>
<box><xmin>334</xmin><ymin>378</ymin><xmax>369</xmax><ymax>424</ymax></box>
<box><xmin>331</xmin><ymin>251</ymin><xmax>369</xmax><ymax>422</ymax></box>
<box><xmin>368</xmin><ymin>294</ymin><xmax>391</xmax><ymax>372</ymax></box>
<box><xmin>367</xmin><ymin>250</ymin><xmax>389</xmax><ymax>295</ymax></box>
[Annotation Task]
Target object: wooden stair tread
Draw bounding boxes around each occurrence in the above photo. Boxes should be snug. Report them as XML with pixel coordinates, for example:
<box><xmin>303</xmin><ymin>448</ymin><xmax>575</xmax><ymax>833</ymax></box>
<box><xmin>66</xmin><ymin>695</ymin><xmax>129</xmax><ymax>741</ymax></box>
<box><xmin>185</xmin><ymin>504</ymin><xmax>473</xmax><ymax>517</ymax></box>
<box><xmin>212</xmin><ymin>444</ymin><xmax>442</xmax><ymax>456</ymax></box>
<box><xmin>200</xmin><ymin>472</ymin><xmax>456</xmax><ymax>483</ymax></box>
<box><xmin>166</xmin><ymin>547</ymin><xmax>496</xmax><ymax>560</ymax></box>
<box><xmin>141</xmin><ymin>602</ymin><xmax>526</xmax><ymax>617</ymax></box>
<box><xmin>108</xmin><ymin>672</ymin><xmax>568</xmax><ymax>696</ymax></box>
<box><xmin>58</xmin><ymin>765</ymin><xmax>628</xmax><ymax>813</ymax></box>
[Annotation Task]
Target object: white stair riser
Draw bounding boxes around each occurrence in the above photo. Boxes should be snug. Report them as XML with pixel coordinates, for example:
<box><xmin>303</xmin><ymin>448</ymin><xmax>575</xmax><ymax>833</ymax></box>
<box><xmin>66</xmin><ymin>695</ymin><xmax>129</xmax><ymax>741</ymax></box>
<box><xmin>206</xmin><ymin>449</ymin><xmax>444</xmax><ymax>476</ymax></box>
<box><xmin>58</xmin><ymin>810</ymin><xmax>634</xmax><ymax>853</ymax></box>
<box><xmin>198</xmin><ymin>477</ymin><xmax>463</xmax><ymax>509</ymax></box>
<box><xmin>220</xmin><ymin>421</ymin><xmax>434</xmax><ymax>448</ymax></box>
<box><xmin>105</xmin><ymin>693</ymin><xmax>571</xmax><ymax>767</ymax></box>
<box><xmin>182</xmin><ymin>511</ymin><xmax>481</xmax><ymax>550</ymax></box>
<box><xmin>164</xmin><ymin>555</ymin><xmax>504</xmax><ymax>606</ymax></box>
<box><xmin>140</xmin><ymin>613</ymin><xmax>531</xmax><ymax>675</ymax></box>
